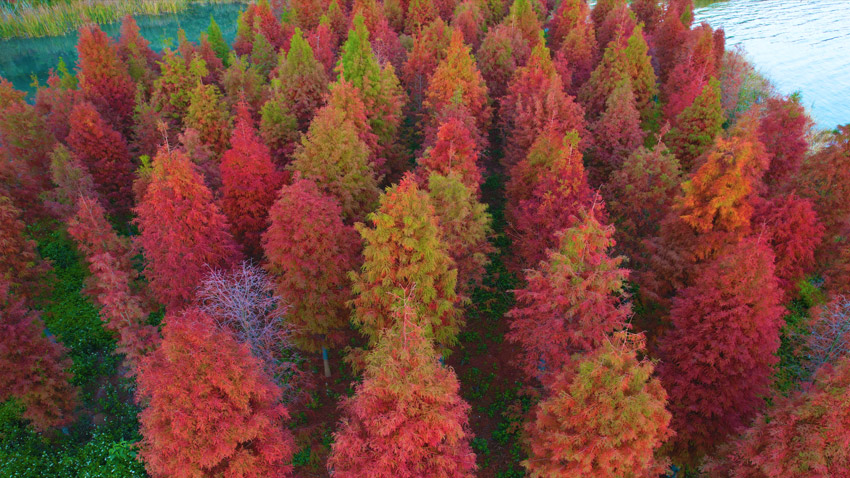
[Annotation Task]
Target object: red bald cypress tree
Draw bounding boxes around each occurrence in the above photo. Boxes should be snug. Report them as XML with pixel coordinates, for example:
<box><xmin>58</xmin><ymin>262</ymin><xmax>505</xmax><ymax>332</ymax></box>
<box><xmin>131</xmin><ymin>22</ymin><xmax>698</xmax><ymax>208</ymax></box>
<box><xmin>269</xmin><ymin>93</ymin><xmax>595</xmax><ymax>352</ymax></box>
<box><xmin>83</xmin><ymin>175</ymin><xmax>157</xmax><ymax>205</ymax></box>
<box><xmin>506</xmin><ymin>130</ymin><xmax>596</xmax><ymax>269</ymax></box>
<box><xmin>76</xmin><ymin>23</ymin><xmax>136</xmax><ymax>133</ymax></box>
<box><xmin>451</xmin><ymin>0</ymin><xmax>485</xmax><ymax>49</ymax></box>
<box><xmin>263</xmin><ymin>178</ymin><xmax>360</xmax><ymax>355</ymax></box>
<box><xmin>588</xmin><ymin>80</ymin><xmax>645</xmax><ymax>182</ymax></box>
<box><xmin>595</xmin><ymin>2</ymin><xmax>637</xmax><ymax>52</ymax></box>
<box><xmin>631</xmin><ymin>0</ymin><xmax>663</xmax><ymax>34</ymax></box>
<box><xmin>0</xmin><ymin>281</ymin><xmax>78</xmax><ymax>432</ymax></box>
<box><xmin>548</xmin><ymin>0</ymin><xmax>597</xmax><ymax>92</ymax></box>
<box><xmin>423</xmin><ymin>29</ymin><xmax>491</xmax><ymax>133</ymax></box>
<box><xmin>416</xmin><ymin>115</ymin><xmax>483</xmax><ymax>194</ymax></box>
<box><xmin>664</xmin><ymin>77</ymin><xmax>724</xmax><ymax>172</ymax></box>
<box><xmin>233</xmin><ymin>0</ymin><xmax>288</xmax><ymax>55</ymax></box>
<box><xmin>406</xmin><ymin>0</ymin><xmax>440</xmax><ymax>34</ymax></box>
<box><xmin>641</xmin><ymin>117</ymin><xmax>769</xmax><ymax>305</ymax></box>
<box><xmin>662</xmin><ymin>24</ymin><xmax>721</xmax><ymax>122</ymax></box>
<box><xmin>476</xmin><ymin>24</ymin><xmax>532</xmax><ymax>100</ymax></box>
<box><xmin>500</xmin><ymin>34</ymin><xmax>586</xmax><ymax>168</ymax></box>
<box><xmin>760</xmin><ymin>94</ymin><xmax>811</xmax><ymax>191</ymax></box>
<box><xmin>0</xmin><ymin>79</ymin><xmax>56</xmax><ymax>214</ymax></box>
<box><xmin>275</xmin><ymin>28</ymin><xmax>329</xmax><ymax>130</ymax></box>
<box><xmin>220</xmin><ymin>104</ymin><xmax>284</xmax><ymax>258</ymax></box>
<box><xmin>34</xmin><ymin>61</ymin><xmax>83</xmax><ymax>145</ymax></box>
<box><xmin>309</xmin><ymin>15</ymin><xmax>339</xmax><ymax>76</ymax></box>
<box><xmin>426</xmin><ymin>173</ymin><xmax>493</xmax><ymax>295</ymax></box>
<box><xmin>659</xmin><ymin>239</ymin><xmax>784</xmax><ymax>462</ymax></box>
<box><xmin>605</xmin><ymin>143</ymin><xmax>682</xmax><ymax>262</ymax></box>
<box><xmin>137</xmin><ymin>307</ymin><xmax>295</xmax><ymax>478</ymax></box>
<box><xmin>328</xmin><ymin>297</ymin><xmax>476</xmax><ymax>477</ymax></box>
<box><xmin>507</xmin><ymin>212</ymin><xmax>629</xmax><ymax>383</ymax></box>
<box><xmin>704</xmin><ymin>356</ymin><xmax>850</xmax><ymax>478</ymax></box>
<box><xmin>523</xmin><ymin>333</ymin><xmax>672</xmax><ymax>478</ymax></box>
<box><xmin>0</xmin><ymin>196</ymin><xmax>50</xmax><ymax>303</ymax></box>
<box><xmin>117</xmin><ymin>15</ymin><xmax>159</xmax><ymax>92</ymax></box>
<box><xmin>67</xmin><ymin>102</ymin><xmax>135</xmax><ymax>215</ymax></box>
<box><xmin>504</xmin><ymin>0</ymin><xmax>542</xmax><ymax>46</ymax></box>
<box><xmin>753</xmin><ymin>193</ymin><xmax>824</xmax><ymax>299</ymax></box>
<box><xmin>402</xmin><ymin>18</ymin><xmax>453</xmax><ymax>108</ymax></box>
<box><xmin>579</xmin><ymin>25</ymin><xmax>657</xmax><ymax>126</ymax></box>
<box><xmin>135</xmin><ymin>147</ymin><xmax>240</xmax><ymax>309</ymax></box>
<box><xmin>67</xmin><ymin>196</ymin><xmax>160</xmax><ymax>370</ymax></box>
<box><xmin>350</xmin><ymin>176</ymin><xmax>461</xmax><ymax>348</ymax></box>
<box><xmin>653</xmin><ymin>0</ymin><xmax>693</xmax><ymax>83</ymax></box>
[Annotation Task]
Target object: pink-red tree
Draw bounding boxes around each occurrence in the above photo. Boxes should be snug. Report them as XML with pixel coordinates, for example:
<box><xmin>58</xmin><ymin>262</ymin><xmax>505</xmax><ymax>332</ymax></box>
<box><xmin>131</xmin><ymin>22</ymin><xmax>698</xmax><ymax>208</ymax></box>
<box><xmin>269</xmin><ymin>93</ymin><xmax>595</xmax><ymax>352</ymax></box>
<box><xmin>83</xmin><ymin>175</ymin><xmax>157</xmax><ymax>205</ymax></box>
<box><xmin>328</xmin><ymin>296</ymin><xmax>476</xmax><ymax>477</ymax></box>
<box><xmin>760</xmin><ymin>94</ymin><xmax>811</xmax><ymax>191</ymax></box>
<box><xmin>135</xmin><ymin>146</ymin><xmax>240</xmax><ymax>309</ymax></box>
<box><xmin>67</xmin><ymin>101</ymin><xmax>135</xmax><ymax>215</ymax></box>
<box><xmin>506</xmin><ymin>129</ymin><xmax>596</xmax><ymax>269</ymax></box>
<box><xmin>659</xmin><ymin>238</ymin><xmax>784</xmax><ymax>462</ymax></box>
<box><xmin>0</xmin><ymin>281</ymin><xmax>78</xmax><ymax>431</ymax></box>
<box><xmin>76</xmin><ymin>23</ymin><xmax>136</xmax><ymax>133</ymax></box>
<box><xmin>220</xmin><ymin>104</ymin><xmax>284</xmax><ymax>257</ymax></box>
<box><xmin>137</xmin><ymin>307</ymin><xmax>295</xmax><ymax>478</ymax></box>
<box><xmin>262</xmin><ymin>178</ymin><xmax>360</xmax><ymax>362</ymax></box>
<box><xmin>507</xmin><ymin>211</ymin><xmax>630</xmax><ymax>383</ymax></box>
<box><xmin>416</xmin><ymin>115</ymin><xmax>483</xmax><ymax>194</ymax></box>
<box><xmin>0</xmin><ymin>195</ymin><xmax>50</xmax><ymax>303</ymax></box>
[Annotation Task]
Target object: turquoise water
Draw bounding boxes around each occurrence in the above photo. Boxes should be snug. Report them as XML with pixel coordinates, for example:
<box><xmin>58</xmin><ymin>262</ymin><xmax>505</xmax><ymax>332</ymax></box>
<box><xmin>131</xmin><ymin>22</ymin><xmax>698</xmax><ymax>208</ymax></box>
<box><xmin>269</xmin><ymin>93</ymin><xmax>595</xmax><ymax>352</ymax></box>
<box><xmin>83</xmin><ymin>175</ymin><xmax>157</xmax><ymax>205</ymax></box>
<box><xmin>0</xmin><ymin>2</ymin><xmax>243</xmax><ymax>96</ymax></box>
<box><xmin>694</xmin><ymin>0</ymin><xmax>850</xmax><ymax>128</ymax></box>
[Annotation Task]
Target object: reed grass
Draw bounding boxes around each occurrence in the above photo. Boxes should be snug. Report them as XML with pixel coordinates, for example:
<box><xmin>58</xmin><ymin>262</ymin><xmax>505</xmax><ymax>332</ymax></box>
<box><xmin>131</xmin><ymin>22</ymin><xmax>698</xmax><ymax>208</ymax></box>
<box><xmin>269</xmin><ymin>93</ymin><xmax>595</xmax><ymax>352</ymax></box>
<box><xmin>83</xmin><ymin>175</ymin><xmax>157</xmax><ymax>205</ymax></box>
<box><xmin>0</xmin><ymin>0</ymin><xmax>238</xmax><ymax>39</ymax></box>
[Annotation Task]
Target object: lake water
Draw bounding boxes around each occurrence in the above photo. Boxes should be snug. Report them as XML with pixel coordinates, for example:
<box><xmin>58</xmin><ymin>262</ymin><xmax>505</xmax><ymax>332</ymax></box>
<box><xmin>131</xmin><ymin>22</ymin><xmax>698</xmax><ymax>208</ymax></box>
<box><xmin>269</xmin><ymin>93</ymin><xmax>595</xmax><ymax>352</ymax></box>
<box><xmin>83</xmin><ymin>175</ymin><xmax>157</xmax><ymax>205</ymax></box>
<box><xmin>0</xmin><ymin>0</ymin><xmax>848</xmax><ymax>128</ymax></box>
<box><xmin>694</xmin><ymin>0</ymin><xmax>850</xmax><ymax>128</ymax></box>
<box><xmin>0</xmin><ymin>2</ymin><xmax>242</xmax><ymax>95</ymax></box>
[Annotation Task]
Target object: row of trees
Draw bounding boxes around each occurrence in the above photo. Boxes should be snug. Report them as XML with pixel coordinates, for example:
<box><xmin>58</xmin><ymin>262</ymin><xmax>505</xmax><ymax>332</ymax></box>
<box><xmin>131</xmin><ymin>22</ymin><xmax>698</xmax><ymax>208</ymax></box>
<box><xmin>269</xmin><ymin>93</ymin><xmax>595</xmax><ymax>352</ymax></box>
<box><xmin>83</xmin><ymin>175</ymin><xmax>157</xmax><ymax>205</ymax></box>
<box><xmin>1</xmin><ymin>0</ymin><xmax>849</xmax><ymax>476</ymax></box>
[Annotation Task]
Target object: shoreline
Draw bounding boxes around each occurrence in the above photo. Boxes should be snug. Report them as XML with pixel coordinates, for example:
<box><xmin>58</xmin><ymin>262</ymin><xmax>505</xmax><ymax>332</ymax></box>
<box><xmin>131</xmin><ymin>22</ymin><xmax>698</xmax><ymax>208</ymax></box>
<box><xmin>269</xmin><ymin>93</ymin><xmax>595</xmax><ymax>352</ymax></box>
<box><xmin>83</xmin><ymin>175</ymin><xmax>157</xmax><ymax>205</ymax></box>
<box><xmin>0</xmin><ymin>0</ymin><xmax>243</xmax><ymax>40</ymax></box>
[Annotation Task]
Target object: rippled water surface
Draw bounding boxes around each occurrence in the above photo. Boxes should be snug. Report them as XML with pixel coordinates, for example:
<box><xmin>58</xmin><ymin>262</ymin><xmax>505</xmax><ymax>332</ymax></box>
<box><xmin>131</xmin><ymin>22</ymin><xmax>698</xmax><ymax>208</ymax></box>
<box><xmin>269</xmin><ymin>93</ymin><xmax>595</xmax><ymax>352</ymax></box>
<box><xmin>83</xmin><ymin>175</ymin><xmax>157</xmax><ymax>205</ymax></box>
<box><xmin>0</xmin><ymin>3</ymin><xmax>242</xmax><ymax>96</ymax></box>
<box><xmin>694</xmin><ymin>0</ymin><xmax>850</xmax><ymax>128</ymax></box>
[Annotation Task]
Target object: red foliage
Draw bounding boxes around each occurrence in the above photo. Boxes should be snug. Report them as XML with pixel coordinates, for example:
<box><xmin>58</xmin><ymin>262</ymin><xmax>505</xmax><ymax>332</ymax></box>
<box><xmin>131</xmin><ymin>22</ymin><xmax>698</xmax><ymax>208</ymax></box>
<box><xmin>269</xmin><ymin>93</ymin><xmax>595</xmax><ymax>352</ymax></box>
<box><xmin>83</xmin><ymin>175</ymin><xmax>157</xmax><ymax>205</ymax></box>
<box><xmin>588</xmin><ymin>80</ymin><xmax>644</xmax><ymax>182</ymax></box>
<box><xmin>595</xmin><ymin>3</ymin><xmax>637</xmax><ymax>52</ymax></box>
<box><xmin>703</xmin><ymin>356</ymin><xmax>850</xmax><ymax>478</ymax></box>
<box><xmin>292</xmin><ymin>0</ymin><xmax>332</xmax><ymax>30</ymax></box>
<box><xmin>134</xmin><ymin>147</ymin><xmax>240</xmax><ymax>309</ymax></box>
<box><xmin>659</xmin><ymin>239</ymin><xmax>784</xmax><ymax>461</ymax></box>
<box><xmin>507</xmin><ymin>211</ymin><xmax>629</xmax><ymax>383</ymax></box>
<box><xmin>0</xmin><ymin>195</ymin><xmax>50</xmax><ymax>303</ymax></box>
<box><xmin>631</xmin><ymin>0</ymin><xmax>663</xmax><ymax>35</ymax></box>
<box><xmin>604</xmin><ymin>143</ymin><xmax>682</xmax><ymax>262</ymax></box>
<box><xmin>308</xmin><ymin>18</ymin><xmax>339</xmax><ymax>77</ymax></box>
<box><xmin>220</xmin><ymin>104</ymin><xmax>285</xmax><ymax>258</ymax></box>
<box><xmin>524</xmin><ymin>333</ymin><xmax>672</xmax><ymax>477</ymax></box>
<box><xmin>67</xmin><ymin>102</ymin><xmax>135</xmax><ymax>215</ymax></box>
<box><xmin>0</xmin><ymin>79</ymin><xmax>56</xmax><ymax>214</ymax></box>
<box><xmin>476</xmin><ymin>23</ymin><xmax>531</xmax><ymax>99</ymax></box>
<box><xmin>328</xmin><ymin>299</ymin><xmax>476</xmax><ymax>477</ymax></box>
<box><xmin>67</xmin><ymin>196</ymin><xmax>160</xmax><ymax>371</ymax></box>
<box><xmin>662</xmin><ymin>24</ymin><xmax>722</xmax><ymax>122</ymax></box>
<box><xmin>500</xmin><ymin>36</ymin><xmax>587</xmax><ymax>168</ymax></box>
<box><xmin>653</xmin><ymin>0</ymin><xmax>693</xmax><ymax>83</ymax></box>
<box><xmin>416</xmin><ymin>115</ymin><xmax>483</xmax><ymax>194</ymax></box>
<box><xmin>451</xmin><ymin>0</ymin><xmax>485</xmax><ymax>50</ymax></box>
<box><xmin>548</xmin><ymin>0</ymin><xmax>597</xmax><ymax>92</ymax></box>
<box><xmin>760</xmin><ymin>94</ymin><xmax>811</xmax><ymax>191</ymax></box>
<box><xmin>117</xmin><ymin>15</ymin><xmax>160</xmax><ymax>91</ymax></box>
<box><xmin>403</xmin><ymin>19</ymin><xmax>453</xmax><ymax>107</ymax></box>
<box><xmin>262</xmin><ymin>178</ymin><xmax>360</xmax><ymax>352</ymax></box>
<box><xmin>34</xmin><ymin>69</ymin><xmax>84</xmax><ymax>145</ymax></box>
<box><xmin>137</xmin><ymin>307</ymin><xmax>295</xmax><ymax>478</ymax></box>
<box><xmin>233</xmin><ymin>0</ymin><xmax>288</xmax><ymax>55</ymax></box>
<box><xmin>753</xmin><ymin>194</ymin><xmax>824</xmax><ymax>298</ymax></box>
<box><xmin>506</xmin><ymin>129</ymin><xmax>597</xmax><ymax>269</ymax></box>
<box><xmin>76</xmin><ymin>23</ymin><xmax>136</xmax><ymax>133</ymax></box>
<box><xmin>0</xmin><ymin>281</ymin><xmax>77</xmax><ymax>432</ymax></box>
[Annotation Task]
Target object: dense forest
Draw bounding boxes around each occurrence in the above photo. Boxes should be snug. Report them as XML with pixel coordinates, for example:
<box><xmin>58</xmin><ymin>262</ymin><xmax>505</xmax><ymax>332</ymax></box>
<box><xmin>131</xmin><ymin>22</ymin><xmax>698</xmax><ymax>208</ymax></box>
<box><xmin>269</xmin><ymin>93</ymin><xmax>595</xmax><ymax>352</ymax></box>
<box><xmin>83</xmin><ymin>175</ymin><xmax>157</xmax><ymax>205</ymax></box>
<box><xmin>1</xmin><ymin>0</ymin><xmax>848</xmax><ymax>476</ymax></box>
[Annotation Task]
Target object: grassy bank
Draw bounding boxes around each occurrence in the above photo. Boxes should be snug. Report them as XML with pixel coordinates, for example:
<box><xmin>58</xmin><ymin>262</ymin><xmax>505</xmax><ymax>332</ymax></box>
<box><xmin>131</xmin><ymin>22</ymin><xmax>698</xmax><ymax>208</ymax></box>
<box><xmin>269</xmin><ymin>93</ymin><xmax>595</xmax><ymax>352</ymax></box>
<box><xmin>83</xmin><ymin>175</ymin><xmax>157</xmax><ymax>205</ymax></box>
<box><xmin>0</xmin><ymin>0</ymin><xmax>240</xmax><ymax>40</ymax></box>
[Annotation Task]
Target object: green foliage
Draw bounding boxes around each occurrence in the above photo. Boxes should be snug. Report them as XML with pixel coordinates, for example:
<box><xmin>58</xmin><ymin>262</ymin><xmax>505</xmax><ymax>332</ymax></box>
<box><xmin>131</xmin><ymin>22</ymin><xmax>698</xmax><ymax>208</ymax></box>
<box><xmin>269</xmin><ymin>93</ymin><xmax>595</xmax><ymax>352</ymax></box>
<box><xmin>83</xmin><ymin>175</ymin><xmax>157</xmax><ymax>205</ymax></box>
<box><xmin>207</xmin><ymin>16</ymin><xmax>230</xmax><ymax>66</ymax></box>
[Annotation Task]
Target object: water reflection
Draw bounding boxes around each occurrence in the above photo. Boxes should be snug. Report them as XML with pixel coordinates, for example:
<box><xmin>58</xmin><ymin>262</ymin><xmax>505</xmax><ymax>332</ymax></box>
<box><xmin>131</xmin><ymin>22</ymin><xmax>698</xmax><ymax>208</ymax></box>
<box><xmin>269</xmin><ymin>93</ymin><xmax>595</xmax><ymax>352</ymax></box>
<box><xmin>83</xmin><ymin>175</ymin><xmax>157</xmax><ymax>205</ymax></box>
<box><xmin>0</xmin><ymin>2</ymin><xmax>242</xmax><ymax>96</ymax></box>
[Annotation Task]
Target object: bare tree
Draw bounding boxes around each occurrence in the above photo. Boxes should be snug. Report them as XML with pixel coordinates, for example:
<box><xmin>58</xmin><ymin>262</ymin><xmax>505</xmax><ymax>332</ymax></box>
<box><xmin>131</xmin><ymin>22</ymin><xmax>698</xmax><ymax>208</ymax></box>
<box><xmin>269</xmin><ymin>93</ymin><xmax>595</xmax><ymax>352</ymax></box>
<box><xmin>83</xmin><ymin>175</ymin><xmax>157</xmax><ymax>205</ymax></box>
<box><xmin>197</xmin><ymin>261</ymin><xmax>303</xmax><ymax>402</ymax></box>
<box><xmin>806</xmin><ymin>295</ymin><xmax>850</xmax><ymax>374</ymax></box>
